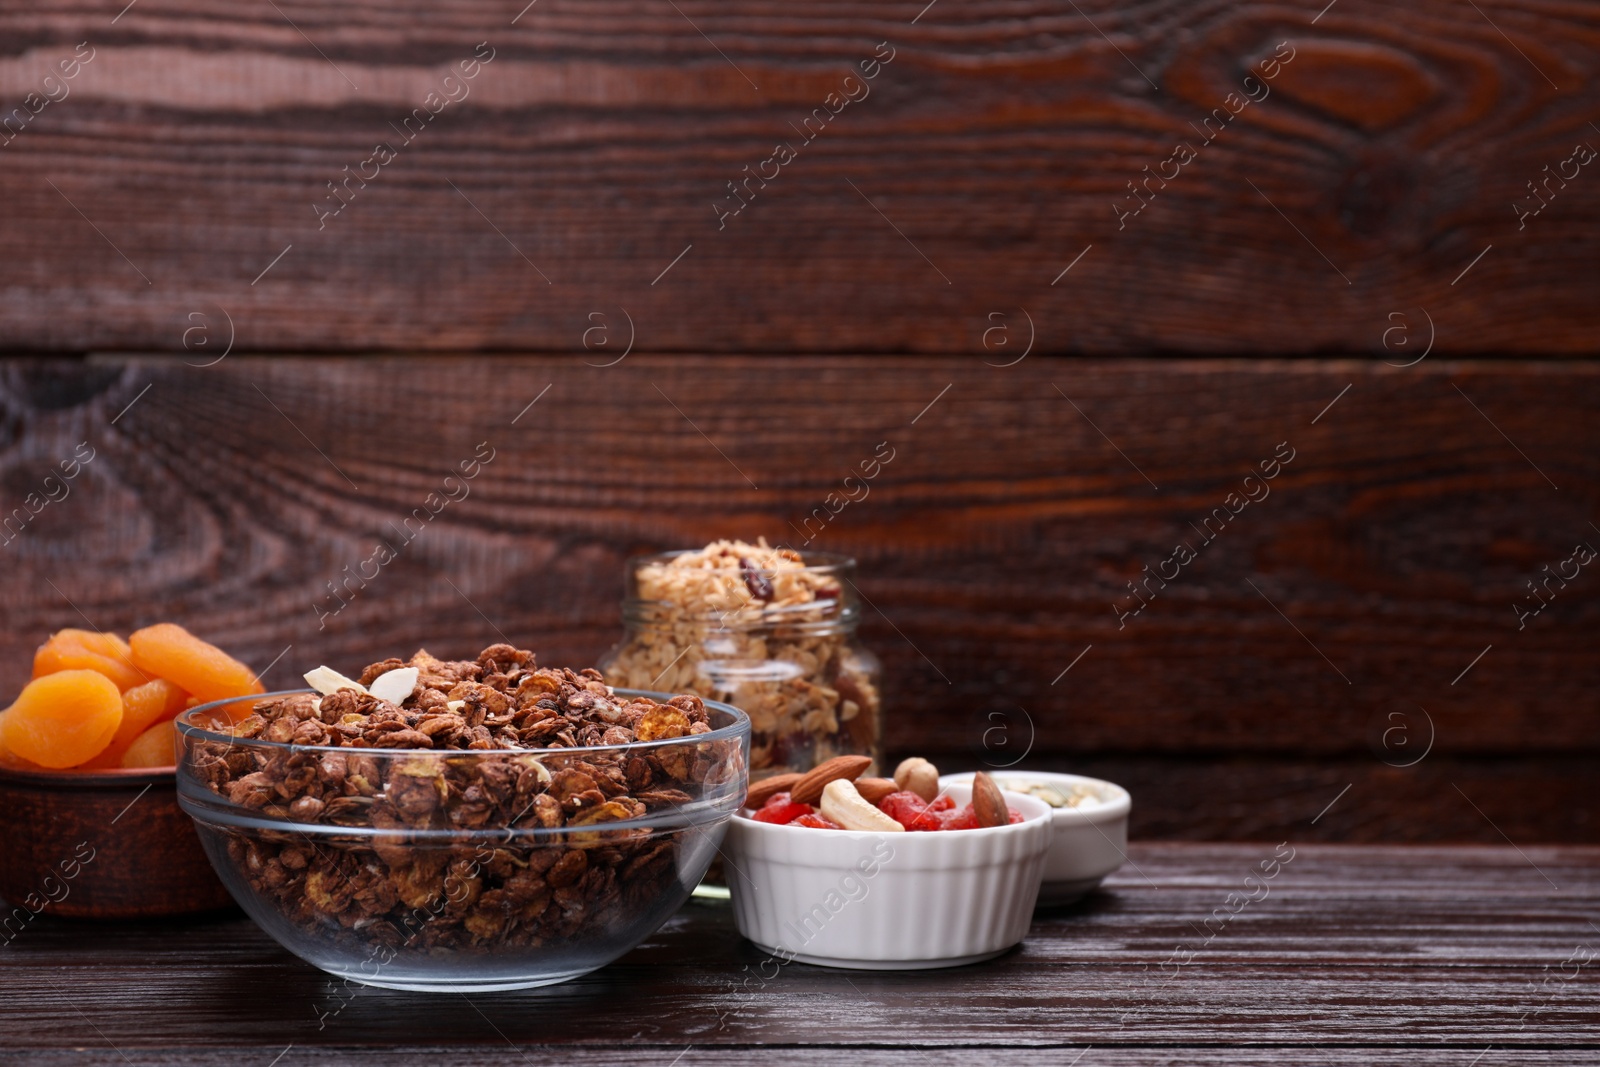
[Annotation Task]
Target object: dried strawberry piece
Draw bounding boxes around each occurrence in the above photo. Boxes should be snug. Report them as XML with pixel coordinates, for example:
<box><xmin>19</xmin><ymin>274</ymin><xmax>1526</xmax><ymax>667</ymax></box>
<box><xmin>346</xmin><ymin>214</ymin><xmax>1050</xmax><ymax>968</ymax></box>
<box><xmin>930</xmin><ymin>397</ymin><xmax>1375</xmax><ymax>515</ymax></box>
<box><xmin>941</xmin><ymin>804</ymin><xmax>979</xmax><ymax>831</ymax></box>
<box><xmin>761</xmin><ymin>791</ymin><xmax>795</xmax><ymax>809</ymax></box>
<box><xmin>919</xmin><ymin>794</ymin><xmax>955</xmax><ymax>822</ymax></box>
<box><xmin>877</xmin><ymin>789</ymin><xmax>925</xmax><ymax>824</ymax></box>
<box><xmin>792</xmin><ymin>813</ymin><xmax>841</xmax><ymax>829</ymax></box>
<box><xmin>878</xmin><ymin>790</ymin><xmax>945</xmax><ymax>831</ymax></box>
<box><xmin>1008</xmin><ymin>808</ymin><xmax>1025</xmax><ymax>824</ymax></box>
<box><xmin>753</xmin><ymin>800</ymin><xmax>813</xmax><ymax>824</ymax></box>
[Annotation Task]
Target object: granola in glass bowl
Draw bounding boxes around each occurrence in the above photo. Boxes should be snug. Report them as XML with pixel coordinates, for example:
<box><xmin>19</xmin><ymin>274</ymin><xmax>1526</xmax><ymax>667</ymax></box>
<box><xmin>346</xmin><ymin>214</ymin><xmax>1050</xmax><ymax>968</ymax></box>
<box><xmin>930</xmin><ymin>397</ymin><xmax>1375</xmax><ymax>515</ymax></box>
<box><xmin>176</xmin><ymin>644</ymin><xmax>749</xmax><ymax>990</ymax></box>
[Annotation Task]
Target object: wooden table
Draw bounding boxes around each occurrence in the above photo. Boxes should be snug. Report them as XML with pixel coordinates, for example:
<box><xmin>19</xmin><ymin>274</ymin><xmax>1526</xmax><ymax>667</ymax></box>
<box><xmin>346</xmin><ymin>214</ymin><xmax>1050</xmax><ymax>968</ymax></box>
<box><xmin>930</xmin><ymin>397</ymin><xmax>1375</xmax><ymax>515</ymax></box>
<box><xmin>4</xmin><ymin>844</ymin><xmax>1596</xmax><ymax>1065</ymax></box>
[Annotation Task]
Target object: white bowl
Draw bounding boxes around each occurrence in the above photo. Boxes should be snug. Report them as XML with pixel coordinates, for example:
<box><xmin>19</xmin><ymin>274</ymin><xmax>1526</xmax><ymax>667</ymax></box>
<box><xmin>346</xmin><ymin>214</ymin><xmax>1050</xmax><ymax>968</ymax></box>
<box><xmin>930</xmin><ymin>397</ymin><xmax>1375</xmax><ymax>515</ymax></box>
<box><xmin>941</xmin><ymin>771</ymin><xmax>1130</xmax><ymax>905</ymax></box>
<box><xmin>724</xmin><ymin>784</ymin><xmax>1051</xmax><ymax>969</ymax></box>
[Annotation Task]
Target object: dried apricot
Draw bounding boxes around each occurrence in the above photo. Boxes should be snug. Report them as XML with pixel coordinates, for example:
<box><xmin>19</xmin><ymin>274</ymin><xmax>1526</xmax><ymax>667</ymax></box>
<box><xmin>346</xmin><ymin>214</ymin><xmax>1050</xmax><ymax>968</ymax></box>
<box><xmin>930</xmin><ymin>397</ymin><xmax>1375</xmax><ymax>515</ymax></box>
<box><xmin>33</xmin><ymin>629</ymin><xmax>146</xmax><ymax>692</ymax></box>
<box><xmin>120</xmin><ymin>719</ymin><xmax>179</xmax><ymax>769</ymax></box>
<box><xmin>0</xmin><ymin>742</ymin><xmax>49</xmax><ymax>771</ymax></box>
<box><xmin>0</xmin><ymin>670</ymin><xmax>123</xmax><ymax>769</ymax></box>
<box><xmin>81</xmin><ymin>679</ymin><xmax>189</xmax><ymax>770</ymax></box>
<box><xmin>129</xmin><ymin>623</ymin><xmax>262</xmax><ymax>719</ymax></box>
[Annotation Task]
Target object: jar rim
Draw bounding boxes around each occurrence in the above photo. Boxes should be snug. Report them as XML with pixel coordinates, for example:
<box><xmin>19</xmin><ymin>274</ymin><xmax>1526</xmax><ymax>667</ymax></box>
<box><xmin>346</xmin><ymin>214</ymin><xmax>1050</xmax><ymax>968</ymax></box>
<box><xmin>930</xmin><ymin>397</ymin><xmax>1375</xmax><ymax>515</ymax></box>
<box><xmin>618</xmin><ymin>599</ymin><xmax>861</xmax><ymax>631</ymax></box>
<box><xmin>625</xmin><ymin>548</ymin><xmax>857</xmax><ymax>574</ymax></box>
<box><xmin>621</xmin><ymin>549</ymin><xmax>861</xmax><ymax>629</ymax></box>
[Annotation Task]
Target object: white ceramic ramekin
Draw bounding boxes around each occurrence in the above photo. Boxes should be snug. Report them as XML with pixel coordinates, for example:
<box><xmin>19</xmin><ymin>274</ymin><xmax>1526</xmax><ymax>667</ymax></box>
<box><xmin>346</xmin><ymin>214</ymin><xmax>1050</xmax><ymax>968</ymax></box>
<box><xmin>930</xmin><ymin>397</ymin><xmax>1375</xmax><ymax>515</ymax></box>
<box><xmin>723</xmin><ymin>784</ymin><xmax>1051</xmax><ymax>969</ymax></box>
<box><xmin>941</xmin><ymin>771</ymin><xmax>1130</xmax><ymax>905</ymax></box>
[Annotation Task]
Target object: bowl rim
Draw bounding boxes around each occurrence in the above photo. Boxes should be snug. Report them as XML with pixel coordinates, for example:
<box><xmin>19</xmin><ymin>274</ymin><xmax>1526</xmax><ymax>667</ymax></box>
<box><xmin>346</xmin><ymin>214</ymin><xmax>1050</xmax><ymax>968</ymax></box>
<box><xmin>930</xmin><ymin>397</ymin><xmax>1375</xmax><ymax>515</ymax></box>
<box><xmin>0</xmin><ymin>761</ymin><xmax>173</xmax><ymax>787</ymax></box>
<box><xmin>732</xmin><ymin>782</ymin><xmax>1053</xmax><ymax>840</ymax></box>
<box><xmin>939</xmin><ymin>769</ymin><xmax>1132</xmax><ymax>822</ymax></box>
<box><xmin>176</xmin><ymin>686</ymin><xmax>751</xmax><ymax>757</ymax></box>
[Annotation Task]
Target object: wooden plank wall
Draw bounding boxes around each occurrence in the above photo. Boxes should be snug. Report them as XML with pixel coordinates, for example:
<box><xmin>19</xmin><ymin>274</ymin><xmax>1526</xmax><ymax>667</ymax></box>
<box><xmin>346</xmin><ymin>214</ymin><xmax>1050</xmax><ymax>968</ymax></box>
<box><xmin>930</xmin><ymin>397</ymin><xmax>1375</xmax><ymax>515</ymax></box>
<box><xmin>1</xmin><ymin>356</ymin><xmax>1594</xmax><ymax>841</ymax></box>
<box><xmin>0</xmin><ymin>0</ymin><xmax>1596</xmax><ymax>351</ymax></box>
<box><xmin>0</xmin><ymin>1</ymin><xmax>1595</xmax><ymax>840</ymax></box>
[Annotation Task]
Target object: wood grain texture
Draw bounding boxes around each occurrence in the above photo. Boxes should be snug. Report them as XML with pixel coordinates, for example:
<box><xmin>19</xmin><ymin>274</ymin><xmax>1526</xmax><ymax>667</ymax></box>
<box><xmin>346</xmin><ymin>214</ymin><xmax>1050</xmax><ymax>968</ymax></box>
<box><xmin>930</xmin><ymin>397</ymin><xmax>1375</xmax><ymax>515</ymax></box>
<box><xmin>9</xmin><ymin>1055</ymin><xmax>1600</xmax><ymax>1067</ymax></box>
<box><xmin>3</xmin><ymin>845</ymin><xmax>1597</xmax><ymax>1062</ymax></box>
<box><xmin>0</xmin><ymin>765</ymin><xmax>231</xmax><ymax>918</ymax></box>
<box><xmin>6</xmin><ymin>1056</ymin><xmax>1600</xmax><ymax>1067</ymax></box>
<box><xmin>0</xmin><ymin>0</ymin><xmax>1597</xmax><ymax>352</ymax></box>
<box><xmin>0</xmin><ymin>354</ymin><xmax>1596</xmax><ymax>839</ymax></box>
<box><xmin>1011</xmin><ymin>755</ymin><xmax>1598</xmax><ymax>845</ymax></box>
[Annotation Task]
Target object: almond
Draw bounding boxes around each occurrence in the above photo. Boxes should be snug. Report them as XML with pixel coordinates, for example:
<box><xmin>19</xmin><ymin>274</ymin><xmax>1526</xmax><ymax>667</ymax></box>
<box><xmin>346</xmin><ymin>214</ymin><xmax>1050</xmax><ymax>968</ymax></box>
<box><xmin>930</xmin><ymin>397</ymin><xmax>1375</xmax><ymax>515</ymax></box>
<box><xmin>744</xmin><ymin>772</ymin><xmax>801</xmax><ymax>810</ymax></box>
<box><xmin>788</xmin><ymin>754</ymin><xmax>872</xmax><ymax>805</ymax></box>
<box><xmin>853</xmin><ymin>776</ymin><xmax>898</xmax><ymax>804</ymax></box>
<box><xmin>971</xmin><ymin>771</ymin><xmax>1009</xmax><ymax>828</ymax></box>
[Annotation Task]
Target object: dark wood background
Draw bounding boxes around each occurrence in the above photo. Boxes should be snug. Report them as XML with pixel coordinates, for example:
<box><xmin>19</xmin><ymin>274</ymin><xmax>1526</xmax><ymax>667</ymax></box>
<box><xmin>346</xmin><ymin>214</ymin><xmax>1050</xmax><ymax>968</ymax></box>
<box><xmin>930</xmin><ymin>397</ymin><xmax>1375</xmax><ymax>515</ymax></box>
<box><xmin>1</xmin><ymin>0</ymin><xmax>1596</xmax><ymax>841</ymax></box>
<box><xmin>2</xmin><ymin>355</ymin><xmax>1593</xmax><ymax>841</ymax></box>
<box><xmin>1</xmin><ymin>0</ymin><xmax>1597</xmax><ymax>352</ymax></box>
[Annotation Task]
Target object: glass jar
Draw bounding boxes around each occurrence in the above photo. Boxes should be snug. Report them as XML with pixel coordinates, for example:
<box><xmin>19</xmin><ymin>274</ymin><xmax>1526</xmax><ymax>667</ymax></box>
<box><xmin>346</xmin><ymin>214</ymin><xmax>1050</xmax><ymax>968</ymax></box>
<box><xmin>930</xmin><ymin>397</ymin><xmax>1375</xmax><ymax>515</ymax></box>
<box><xmin>598</xmin><ymin>548</ymin><xmax>882</xmax><ymax>784</ymax></box>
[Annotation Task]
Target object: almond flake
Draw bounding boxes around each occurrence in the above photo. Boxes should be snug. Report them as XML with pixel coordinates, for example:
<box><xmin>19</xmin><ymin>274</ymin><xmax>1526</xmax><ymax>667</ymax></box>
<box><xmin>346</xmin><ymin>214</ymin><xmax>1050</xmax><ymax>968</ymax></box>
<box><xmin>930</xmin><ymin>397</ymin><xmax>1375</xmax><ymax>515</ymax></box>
<box><xmin>304</xmin><ymin>665</ymin><xmax>369</xmax><ymax>697</ymax></box>
<box><xmin>368</xmin><ymin>667</ymin><xmax>419</xmax><ymax>705</ymax></box>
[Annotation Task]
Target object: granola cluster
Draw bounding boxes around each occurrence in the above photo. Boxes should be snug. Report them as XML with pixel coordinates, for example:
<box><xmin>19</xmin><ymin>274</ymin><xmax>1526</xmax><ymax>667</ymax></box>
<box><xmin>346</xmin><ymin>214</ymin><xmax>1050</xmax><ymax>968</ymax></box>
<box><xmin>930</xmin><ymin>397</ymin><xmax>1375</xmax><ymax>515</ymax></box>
<box><xmin>191</xmin><ymin>645</ymin><xmax>743</xmax><ymax>953</ymax></box>
<box><xmin>600</xmin><ymin>540</ymin><xmax>881</xmax><ymax>777</ymax></box>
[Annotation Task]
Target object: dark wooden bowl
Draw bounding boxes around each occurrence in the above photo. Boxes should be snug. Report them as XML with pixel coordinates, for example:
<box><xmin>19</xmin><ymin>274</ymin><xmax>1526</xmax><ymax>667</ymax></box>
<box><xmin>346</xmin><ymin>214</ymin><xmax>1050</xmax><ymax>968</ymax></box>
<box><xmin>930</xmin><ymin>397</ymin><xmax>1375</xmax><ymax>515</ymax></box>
<box><xmin>0</xmin><ymin>763</ymin><xmax>234</xmax><ymax>919</ymax></box>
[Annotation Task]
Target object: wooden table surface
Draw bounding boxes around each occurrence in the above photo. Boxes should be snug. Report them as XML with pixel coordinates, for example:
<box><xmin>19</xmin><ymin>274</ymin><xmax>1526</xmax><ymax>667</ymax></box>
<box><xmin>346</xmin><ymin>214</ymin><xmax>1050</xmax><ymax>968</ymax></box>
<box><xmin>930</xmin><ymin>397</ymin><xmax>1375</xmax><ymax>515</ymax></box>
<box><xmin>3</xmin><ymin>843</ymin><xmax>1596</xmax><ymax>1065</ymax></box>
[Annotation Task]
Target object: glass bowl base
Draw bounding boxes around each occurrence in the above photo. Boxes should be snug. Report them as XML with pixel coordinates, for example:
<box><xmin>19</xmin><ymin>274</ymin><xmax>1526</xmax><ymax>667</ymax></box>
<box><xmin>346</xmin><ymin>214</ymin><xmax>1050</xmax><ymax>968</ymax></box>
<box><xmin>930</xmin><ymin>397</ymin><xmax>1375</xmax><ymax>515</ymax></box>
<box><xmin>322</xmin><ymin>965</ymin><xmax>602</xmax><ymax>992</ymax></box>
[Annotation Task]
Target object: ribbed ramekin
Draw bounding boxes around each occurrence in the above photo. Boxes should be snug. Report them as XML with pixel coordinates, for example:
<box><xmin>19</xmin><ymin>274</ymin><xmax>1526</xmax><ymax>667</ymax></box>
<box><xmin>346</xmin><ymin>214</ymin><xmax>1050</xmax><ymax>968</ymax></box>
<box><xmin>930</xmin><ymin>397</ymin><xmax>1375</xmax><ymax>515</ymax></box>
<box><xmin>942</xmin><ymin>770</ymin><xmax>1130</xmax><ymax>905</ymax></box>
<box><xmin>723</xmin><ymin>784</ymin><xmax>1051</xmax><ymax>969</ymax></box>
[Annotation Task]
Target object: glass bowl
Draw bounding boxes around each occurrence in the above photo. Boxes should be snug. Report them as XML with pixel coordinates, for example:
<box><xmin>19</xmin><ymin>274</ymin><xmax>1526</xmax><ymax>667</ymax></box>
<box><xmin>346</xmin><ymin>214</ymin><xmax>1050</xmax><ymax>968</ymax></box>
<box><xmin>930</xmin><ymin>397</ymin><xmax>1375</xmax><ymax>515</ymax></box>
<box><xmin>175</xmin><ymin>688</ymin><xmax>749</xmax><ymax>991</ymax></box>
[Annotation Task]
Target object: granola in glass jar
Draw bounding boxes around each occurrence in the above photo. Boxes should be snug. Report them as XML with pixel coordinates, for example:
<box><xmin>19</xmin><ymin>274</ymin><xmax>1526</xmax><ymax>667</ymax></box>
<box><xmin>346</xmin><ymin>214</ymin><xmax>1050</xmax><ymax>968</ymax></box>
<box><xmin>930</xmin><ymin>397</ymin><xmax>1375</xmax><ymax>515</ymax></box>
<box><xmin>598</xmin><ymin>540</ymin><xmax>881</xmax><ymax>781</ymax></box>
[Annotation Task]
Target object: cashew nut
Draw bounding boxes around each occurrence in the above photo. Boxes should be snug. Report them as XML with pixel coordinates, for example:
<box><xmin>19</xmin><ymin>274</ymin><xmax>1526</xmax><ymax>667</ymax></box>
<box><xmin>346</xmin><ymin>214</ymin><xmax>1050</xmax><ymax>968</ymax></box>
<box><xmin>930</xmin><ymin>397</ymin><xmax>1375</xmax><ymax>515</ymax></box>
<box><xmin>820</xmin><ymin>779</ymin><xmax>904</xmax><ymax>832</ymax></box>
<box><xmin>893</xmin><ymin>756</ymin><xmax>940</xmax><ymax>802</ymax></box>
